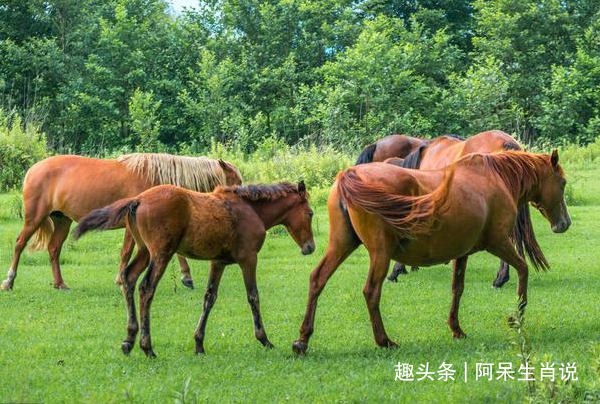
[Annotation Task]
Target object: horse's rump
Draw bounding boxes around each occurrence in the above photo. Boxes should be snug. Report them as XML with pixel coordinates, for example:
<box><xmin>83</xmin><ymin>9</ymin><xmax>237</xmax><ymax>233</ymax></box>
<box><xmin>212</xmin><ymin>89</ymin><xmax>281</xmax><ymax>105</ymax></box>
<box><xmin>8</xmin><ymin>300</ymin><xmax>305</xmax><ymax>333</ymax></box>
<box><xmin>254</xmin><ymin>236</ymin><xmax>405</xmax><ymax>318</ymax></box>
<box><xmin>117</xmin><ymin>153</ymin><xmax>233</xmax><ymax>192</ymax></box>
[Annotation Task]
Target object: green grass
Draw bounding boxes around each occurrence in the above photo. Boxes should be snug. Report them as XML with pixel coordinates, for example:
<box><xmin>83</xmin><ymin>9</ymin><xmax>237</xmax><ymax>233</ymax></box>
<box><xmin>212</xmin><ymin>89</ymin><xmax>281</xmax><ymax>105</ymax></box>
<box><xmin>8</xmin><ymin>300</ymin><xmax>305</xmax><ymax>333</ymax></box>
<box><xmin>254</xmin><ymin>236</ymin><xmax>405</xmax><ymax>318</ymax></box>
<box><xmin>0</xmin><ymin>168</ymin><xmax>599</xmax><ymax>404</ymax></box>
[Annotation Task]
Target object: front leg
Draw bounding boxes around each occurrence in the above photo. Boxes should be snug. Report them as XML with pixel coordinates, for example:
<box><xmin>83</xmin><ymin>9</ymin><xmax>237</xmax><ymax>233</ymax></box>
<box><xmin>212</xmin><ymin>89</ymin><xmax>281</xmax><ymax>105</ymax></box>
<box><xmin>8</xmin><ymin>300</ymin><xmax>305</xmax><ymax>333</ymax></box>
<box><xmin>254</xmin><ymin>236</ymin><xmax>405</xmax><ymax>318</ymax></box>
<box><xmin>448</xmin><ymin>256</ymin><xmax>468</xmax><ymax>339</ymax></box>
<box><xmin>488</xmin><ymin>241</ymin><xmax>529</xmax><ymax>319</ymax></box>
<box><xmin>193</xmin><ymin>261</ymin><xmax>225</xmax><ymax>354</ymax></box>
<box><xmin>239</xmin><ymin>254</ymin><xmax>273</xmax><ymax>349</ymax></box>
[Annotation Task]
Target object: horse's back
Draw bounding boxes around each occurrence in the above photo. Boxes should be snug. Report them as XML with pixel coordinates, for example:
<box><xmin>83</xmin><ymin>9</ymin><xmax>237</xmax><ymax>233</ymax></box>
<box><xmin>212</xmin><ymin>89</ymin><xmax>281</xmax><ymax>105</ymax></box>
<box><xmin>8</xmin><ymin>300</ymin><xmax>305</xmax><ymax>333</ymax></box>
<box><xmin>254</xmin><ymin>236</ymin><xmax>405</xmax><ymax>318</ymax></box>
<box><xmin>373</xmin><ymin>134</ymin><xmax>425</xmax><ymax>162</ymax></box>
<box><xmin>463</xmin><ymin>130</ymin><xmax>521</xmax><ymax>154</ymax></box>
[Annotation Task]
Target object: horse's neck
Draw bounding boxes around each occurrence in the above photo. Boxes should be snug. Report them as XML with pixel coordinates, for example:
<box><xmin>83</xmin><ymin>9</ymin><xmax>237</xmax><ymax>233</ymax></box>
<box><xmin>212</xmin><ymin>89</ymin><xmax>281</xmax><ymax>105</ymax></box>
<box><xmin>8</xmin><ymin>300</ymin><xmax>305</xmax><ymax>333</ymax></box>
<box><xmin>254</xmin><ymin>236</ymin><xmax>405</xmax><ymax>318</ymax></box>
<box><xmin>247</xmin><ymin>197</ymin><xmax>294</xmax><ymax>230</ymax></box>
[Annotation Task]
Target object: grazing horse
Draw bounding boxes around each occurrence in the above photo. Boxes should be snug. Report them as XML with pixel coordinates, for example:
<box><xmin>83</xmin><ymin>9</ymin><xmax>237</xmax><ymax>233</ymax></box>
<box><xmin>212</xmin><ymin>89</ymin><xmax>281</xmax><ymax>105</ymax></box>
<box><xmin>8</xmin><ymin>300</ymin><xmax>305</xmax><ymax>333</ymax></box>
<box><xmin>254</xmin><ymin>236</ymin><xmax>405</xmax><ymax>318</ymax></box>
<box><xmin>357</xmin><ymin>130</ymin><xmax>544</xmax><ymax>288</ymax></box>
<box><xmin>292</xmin><ymin>151</ymin><xmax>570</xmax><ymax>355</ymax></box>
<box><xmin>1</xmin><ymin>153</ymin><xmax>242</xmax><ymax>291</ymax></box>
<box><xmin>73</xmin><ymin>182</ymin><xmax>315</xmax><ymax>357</ymax></box>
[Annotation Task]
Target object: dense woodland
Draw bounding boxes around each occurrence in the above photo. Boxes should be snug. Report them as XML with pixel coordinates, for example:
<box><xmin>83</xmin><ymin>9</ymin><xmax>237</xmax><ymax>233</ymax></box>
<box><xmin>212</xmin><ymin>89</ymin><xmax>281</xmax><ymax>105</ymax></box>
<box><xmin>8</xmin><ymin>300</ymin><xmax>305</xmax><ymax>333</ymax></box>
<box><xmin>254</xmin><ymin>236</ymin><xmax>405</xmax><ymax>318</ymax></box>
<box><xmin>1</xmin><ymin>0</ymin><xmax>600</xmax><ymax>154</ymax></box>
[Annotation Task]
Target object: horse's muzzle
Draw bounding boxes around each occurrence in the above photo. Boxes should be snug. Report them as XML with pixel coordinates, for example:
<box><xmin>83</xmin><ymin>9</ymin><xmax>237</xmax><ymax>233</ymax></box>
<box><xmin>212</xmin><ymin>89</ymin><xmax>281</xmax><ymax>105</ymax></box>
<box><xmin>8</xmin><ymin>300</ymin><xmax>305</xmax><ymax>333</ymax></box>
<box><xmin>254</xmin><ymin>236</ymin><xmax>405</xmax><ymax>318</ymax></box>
<box><xmin>551</xmin><ymin>217</ymin><xmax>571</xmax><ymax>233</ymax></box>
<box><xmin>301</xmin><ymin>240</ymin><xmax>316</xmax><ymax>255</ymax></box>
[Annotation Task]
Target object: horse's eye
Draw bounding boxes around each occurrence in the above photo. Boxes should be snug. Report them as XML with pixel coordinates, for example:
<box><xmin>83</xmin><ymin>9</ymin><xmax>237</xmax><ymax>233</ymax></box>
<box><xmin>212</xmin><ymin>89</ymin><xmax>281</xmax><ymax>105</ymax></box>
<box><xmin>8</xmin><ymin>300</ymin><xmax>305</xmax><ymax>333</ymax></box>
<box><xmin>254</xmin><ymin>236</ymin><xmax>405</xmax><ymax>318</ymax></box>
<box><xmin>308</xmin><ymin>210</ymin><xmax>314</xmax><ymax>218</ymax></box>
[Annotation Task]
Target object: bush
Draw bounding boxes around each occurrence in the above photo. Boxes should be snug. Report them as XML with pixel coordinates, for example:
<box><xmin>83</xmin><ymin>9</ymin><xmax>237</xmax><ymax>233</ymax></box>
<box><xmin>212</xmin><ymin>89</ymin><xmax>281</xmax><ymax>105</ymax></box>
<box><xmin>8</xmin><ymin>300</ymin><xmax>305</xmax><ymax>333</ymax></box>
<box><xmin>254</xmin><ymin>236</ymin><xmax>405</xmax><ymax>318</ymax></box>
<box><xmin>0</xmin><ymin>109</ymin><xmax>48</xmax><ymax>191</ymax></box>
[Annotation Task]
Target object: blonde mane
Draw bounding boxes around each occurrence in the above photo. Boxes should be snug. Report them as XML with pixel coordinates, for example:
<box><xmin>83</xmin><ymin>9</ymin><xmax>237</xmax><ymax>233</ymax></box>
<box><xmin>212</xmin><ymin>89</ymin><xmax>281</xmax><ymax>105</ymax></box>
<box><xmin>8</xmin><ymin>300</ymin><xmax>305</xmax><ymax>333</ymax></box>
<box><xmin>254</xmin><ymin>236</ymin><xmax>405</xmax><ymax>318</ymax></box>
<box><xmin>117</xmin><ymin>153</ymin><xmax>232</xmax><ymax>192</ymax></box>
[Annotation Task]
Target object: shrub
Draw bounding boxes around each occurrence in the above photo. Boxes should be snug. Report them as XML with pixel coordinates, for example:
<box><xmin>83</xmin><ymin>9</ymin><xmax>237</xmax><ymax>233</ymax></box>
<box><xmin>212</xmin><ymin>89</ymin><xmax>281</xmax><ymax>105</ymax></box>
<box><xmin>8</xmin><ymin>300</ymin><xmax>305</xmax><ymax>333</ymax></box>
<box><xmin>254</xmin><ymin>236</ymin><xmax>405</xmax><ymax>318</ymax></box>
<box><xmin>0</xmin><ymin>109</ymin><xmax>48</xmax><ymax>191</ymax></box>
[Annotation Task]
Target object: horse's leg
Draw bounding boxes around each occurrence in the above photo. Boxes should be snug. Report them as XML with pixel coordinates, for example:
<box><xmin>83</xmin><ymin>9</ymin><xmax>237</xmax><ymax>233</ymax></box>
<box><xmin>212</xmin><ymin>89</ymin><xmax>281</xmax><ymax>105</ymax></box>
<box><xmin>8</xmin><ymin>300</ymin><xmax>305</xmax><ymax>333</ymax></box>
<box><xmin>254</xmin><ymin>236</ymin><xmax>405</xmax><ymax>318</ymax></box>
<box><xmin>2</xmin><ymin>211</ymin><xmax>48</xmax><ymax>291</ymax></box>
<box><xmin>115</xmin><ymin>231</ymin><xmax>135</xmax><ymax>286</ymax></box>
<box><xmin>492</xmin><ymin>260</ymin><xmax>510</xmax><ymax>288</ymax></box>
<box><xmin>387</xmin><ymin>262</ymin><xmax>408</xmax><ymax>282</ymax></box>
<box><xmin>138</xmin><ymin>253</ymin><xmax>172</xmax><ymax>357</ymax></box>
<box><xmin>47</xmin><ymin>215</ymin><xmax>72</xmax><ymax>290</ymax></box>
<box><xmin>239</xmin><ymin>254</ymin><xmax>273</xmax><ymax>349</ymax></box>
<box><xmin>448</xmin><ymin>256</ymin><xmax>468</xmax><ymax>338</ymax></box>
<box><xmin>193</xmin><ymin>261</ymin><xmax>225</xmax><ymax>354</ymax></box>
<box><xmin>177</xmin><ymin>255</ymin><xmax>194</xmax><ymax>289</ymax></box>
<box><xmin>292</xmin><ymin>242</ymin><xmax>358</xmax><ymax>355</ymax></box>
<box><xmin>364</xmin><ymin>252</ymin><xmax>396</xmax><ymax>348</ymax></box>
<box><xmin>119</xmin><ymin>248</ymin><xmax>149</xmax><ymax>355</ymax></box>
<box><xmin>488</xmin><ymin>242</ymin><xmax>528</xmax><ymax>319</ymax></box>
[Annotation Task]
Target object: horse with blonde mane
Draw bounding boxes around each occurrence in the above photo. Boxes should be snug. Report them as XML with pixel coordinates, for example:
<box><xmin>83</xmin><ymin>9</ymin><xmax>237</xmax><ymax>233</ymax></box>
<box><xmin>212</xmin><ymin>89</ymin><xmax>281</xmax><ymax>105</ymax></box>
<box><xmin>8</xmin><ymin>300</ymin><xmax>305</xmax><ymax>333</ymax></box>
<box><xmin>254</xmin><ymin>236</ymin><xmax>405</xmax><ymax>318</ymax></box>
<box><xmin>357</xmin><ymin>130</ymin><xmax>545</xmax><ymax>288</ymax></box>
<box><xmin>1</xmin><ymin>153</ymin><xmax>242</xmax><ymax>291</ymax></box>
<box><xmin>292</xmin><ymin>150</ymin><xmax>570</xmax><ymax>355</ymax></box>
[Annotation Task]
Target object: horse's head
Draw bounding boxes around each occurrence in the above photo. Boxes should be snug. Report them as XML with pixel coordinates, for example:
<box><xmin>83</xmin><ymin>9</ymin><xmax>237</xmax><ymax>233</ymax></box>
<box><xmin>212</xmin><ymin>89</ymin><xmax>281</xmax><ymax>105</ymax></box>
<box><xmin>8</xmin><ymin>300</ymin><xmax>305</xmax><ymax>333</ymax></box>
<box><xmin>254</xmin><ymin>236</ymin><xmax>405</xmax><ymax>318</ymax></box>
<box><xmin>219</xmin><ymin>159</ymin><xmax>243</xmax><ymax>186</ymax></box>
<box><xmin>532</xmin><ymin>150</ymin><xmax>571</xmax><ymax>233</ymax></box>
<box><xmin>283</xmin><ymin>181</ymin><xmax>315</xmax><ymax>255</ymax></box>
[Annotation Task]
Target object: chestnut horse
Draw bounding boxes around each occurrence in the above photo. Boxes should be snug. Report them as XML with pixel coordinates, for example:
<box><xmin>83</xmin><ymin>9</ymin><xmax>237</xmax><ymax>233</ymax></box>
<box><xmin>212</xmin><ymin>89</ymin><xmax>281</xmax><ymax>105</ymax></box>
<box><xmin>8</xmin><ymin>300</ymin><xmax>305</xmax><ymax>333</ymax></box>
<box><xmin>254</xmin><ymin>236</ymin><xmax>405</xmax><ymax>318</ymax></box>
<box><xmin>292</xmin><ymin>151</ymin><xmax>570</xmax><ymax>355</ymax></box>
<box><xmin>73</xmin><ymin>182</ymin><xmax>315</xmax><ymax>357</ymax></box>
<box><xmin>357</xmin><ymin>130</ymin><xmax>545</xmax><ymax>288</ymax></box>
<box><xmin>1</xmin><ymin>153</ymin><xmax>242</xmax><ymax>291</ymax></box>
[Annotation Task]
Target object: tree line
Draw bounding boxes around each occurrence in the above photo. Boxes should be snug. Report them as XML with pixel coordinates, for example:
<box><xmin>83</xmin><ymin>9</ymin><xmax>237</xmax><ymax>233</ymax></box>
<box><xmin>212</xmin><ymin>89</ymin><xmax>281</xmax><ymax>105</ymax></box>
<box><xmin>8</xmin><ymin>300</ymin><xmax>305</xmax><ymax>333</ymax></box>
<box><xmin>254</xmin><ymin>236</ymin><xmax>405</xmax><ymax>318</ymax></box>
<box><xmin>1</xmin><ymin>0</ymin><xmax>599</xmax><ymax>154</ymax></box>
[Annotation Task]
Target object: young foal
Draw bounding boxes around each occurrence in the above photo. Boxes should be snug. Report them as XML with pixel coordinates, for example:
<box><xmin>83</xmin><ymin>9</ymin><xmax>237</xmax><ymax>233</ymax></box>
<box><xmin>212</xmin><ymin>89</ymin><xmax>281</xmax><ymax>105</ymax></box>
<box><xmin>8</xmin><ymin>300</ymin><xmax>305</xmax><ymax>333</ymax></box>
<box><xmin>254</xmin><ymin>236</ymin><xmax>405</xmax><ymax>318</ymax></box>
<box><xmin>292</xmin><ymin>151</ymin><xmax>570</xmax><ymax>355</ymax></box>
<box><xmin>74</xmin><ymin>182</ymin><xmax>314</xmax><ymax>357</ymax></box>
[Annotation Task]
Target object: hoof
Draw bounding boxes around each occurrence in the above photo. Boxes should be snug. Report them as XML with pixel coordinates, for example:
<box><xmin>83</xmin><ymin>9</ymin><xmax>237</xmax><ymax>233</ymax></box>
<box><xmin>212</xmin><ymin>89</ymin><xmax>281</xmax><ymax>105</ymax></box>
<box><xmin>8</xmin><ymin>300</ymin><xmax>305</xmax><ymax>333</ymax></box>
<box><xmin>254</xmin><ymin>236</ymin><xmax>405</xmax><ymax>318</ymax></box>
<box><xmin>492</xmin><ymin>278</ymin><xmax>509</xmax><ymax>288</ymax></box>
<box><xmin>195</xmin><ymin>347</ymin><xmax>205</xmax><ymax>355</ymax></box>
<box><xmin>1</xmin><ymin>280</ymin><xmax>12</xmax><ymax>291</ymax></box>
<box><xmin>380</xmin><ymin>340</ymin><xmax>398</xmax><ymax>349</ymax></box>
<box><xmin>263</xmin><ymin>340</ymin><xmax>274</xmax><ymax>349</ymax></box>
<box><xmin>121</xmin><ymin>341</ymin><xmax>133</xmax><ymax>356</ymax></box>
<box><xmin>387</xmin><ymin>275</ymin><xmax>398</xmax><ymax>283</ymax></box>
<box><xmin>452</xmin><ymin>331</ymin><xmax>467</xmax><ymax>339</ymax></box>
<box><xmin>181</xmin><ymin>277</ymin><xmax>194</xmax><ymax>289</ymax></box>
<box><xmin>292</xmin><ymin>340</ymin><xmax>308</xmax><ymax>356</ymax></box>
<box><xmin>507</xmin><ymin>316</ymin><xmax>518</xmax><ymax>328</ymax></box>
<box><xmin>54</xmin><ymin>283</ymin><xmax>70</xmax><ymax>290</ymax></box>
<box><xmin>143</xmin><ymin>349</ymin><xmax>156</xmax><ymax>358</ymax></box>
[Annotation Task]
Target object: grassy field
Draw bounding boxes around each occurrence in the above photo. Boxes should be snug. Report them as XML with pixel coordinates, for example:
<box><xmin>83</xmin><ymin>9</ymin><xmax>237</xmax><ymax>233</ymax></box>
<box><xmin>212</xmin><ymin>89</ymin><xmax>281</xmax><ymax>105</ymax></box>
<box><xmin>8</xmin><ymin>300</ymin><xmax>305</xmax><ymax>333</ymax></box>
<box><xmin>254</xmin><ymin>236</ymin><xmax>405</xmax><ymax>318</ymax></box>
<box><xmin>0</xmin><ymin>165</ymin><xmax>599</xmax><ymax>403</ymax></box>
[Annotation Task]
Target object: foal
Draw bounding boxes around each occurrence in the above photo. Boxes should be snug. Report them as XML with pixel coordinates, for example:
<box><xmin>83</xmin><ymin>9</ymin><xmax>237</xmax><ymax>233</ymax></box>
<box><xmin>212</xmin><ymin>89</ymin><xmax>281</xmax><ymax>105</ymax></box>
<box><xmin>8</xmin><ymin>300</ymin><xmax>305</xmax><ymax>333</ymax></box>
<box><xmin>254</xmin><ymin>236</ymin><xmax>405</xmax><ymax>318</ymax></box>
<box><xmin>74</xmin><ymin>182</ymin><xmax>315</xmax><ymax>357</ymax></box>
<box><xmin>293</xmin><ymin>151</ymin><xmax>570</xmax><ymax>355</ymax></box>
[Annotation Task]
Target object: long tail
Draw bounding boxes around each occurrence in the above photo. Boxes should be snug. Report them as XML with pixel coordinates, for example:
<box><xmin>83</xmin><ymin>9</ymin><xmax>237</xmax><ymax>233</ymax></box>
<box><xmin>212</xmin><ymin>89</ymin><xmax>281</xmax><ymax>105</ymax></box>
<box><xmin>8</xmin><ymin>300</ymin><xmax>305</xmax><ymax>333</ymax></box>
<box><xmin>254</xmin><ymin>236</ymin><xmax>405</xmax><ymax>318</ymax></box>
<box><xmin>27</xmin><ymin>217</ymin><xmax>55</xmax><ymax>251</ymax></box>
<box><xmin>355</xmin><ymin>143</ymin><xmax>377</xmax><ymax>165</ymax></box>
<box><xmin>337</xmin><ymin>167</ymin><xmax>454</xmax><ymax>239</ymax></box>
<box><xmin>73</xmin><ymin>198</ymin><xmax>139</xmax><ymax>240</ymax></box>
<box><xmin>512</xmin><ymin>204</ymin><xmax>549</xmax><ymax>272</ymax></box>
<box><xmin>400</xmin><ymin>144</ymin><xmax>427</xmax><ymax>169</ymax></box>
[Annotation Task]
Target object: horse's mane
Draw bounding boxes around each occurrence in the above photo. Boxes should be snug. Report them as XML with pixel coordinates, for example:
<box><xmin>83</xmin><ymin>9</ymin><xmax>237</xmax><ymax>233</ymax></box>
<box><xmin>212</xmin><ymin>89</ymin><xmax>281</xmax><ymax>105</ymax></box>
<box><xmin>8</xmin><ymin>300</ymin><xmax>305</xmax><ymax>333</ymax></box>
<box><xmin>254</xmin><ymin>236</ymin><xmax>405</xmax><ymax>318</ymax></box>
<box><xmin>337</xmin><ymin>167</ymin><xmax>454</xmax><ymax>239</ymax></box>
<box><xmin>458</xmin><ymin>151</ymin><xmax>558</xmax><ymax>200</ymax></box>
<box><xmin>117</xmin><ymin>153</ymin><xmax>230</xmax><ymax>192</ymax></box>
<box><xmin>215</xmin><ymin>182</ymin><xmax>305</xmax><ymax>201</ymax></box>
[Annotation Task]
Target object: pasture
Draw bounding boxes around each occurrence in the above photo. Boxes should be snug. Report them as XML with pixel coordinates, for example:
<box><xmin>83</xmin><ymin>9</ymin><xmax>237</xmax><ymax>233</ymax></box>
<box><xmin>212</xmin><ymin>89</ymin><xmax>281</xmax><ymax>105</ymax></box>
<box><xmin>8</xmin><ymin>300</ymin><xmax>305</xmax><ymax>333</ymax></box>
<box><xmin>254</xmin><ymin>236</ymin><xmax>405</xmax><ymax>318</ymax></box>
<box><xmin>0</xmin><ymin>163</ymin><xmax>598</xmax><ymax>404</ymax></box>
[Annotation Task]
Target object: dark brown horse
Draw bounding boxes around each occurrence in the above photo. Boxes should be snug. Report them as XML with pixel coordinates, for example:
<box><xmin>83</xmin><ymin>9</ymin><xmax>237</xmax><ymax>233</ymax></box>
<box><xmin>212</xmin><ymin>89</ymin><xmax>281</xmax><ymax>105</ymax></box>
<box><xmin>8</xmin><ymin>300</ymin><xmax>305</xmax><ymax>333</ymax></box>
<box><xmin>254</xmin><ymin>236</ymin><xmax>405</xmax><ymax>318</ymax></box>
<box><xmin>356</xmin><ymin>130</ymin><xmax>545</xmax><ymax>288</ymax></box>
<box><xmin>74</xmin><ymin>182</ymin><xmax>315</xmax><ymax>357</ymax></box>
<box><xmin>1</xmin><ymin>153</ymin><xmax>242</xmax><ymax>291</ymax></box>
<box><xmin>292</xmin><ymin>151</ymin><xmax>570</xmax><ymax>355</ymax></box>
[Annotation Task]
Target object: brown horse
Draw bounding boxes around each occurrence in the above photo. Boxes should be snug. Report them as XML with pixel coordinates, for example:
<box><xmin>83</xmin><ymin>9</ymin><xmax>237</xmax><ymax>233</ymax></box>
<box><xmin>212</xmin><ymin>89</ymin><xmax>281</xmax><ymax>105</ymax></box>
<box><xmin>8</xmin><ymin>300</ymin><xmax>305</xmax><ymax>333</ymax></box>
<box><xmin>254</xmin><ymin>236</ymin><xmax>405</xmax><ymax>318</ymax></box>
<box><xmin>292</xmin><ymin>151</ymin><xmax>570</xmax><ymax>355</ymax></box>
<box><xmin>357</xmin><ymin>130</ymin><xmax>544</xmax><ymax>288</ymax></box>
<box><xmin>1</xmin><ymin>153</ymin><xmax>242</xmax><ymax>291</ymax></box>
<box><xmin>73</xmin><ymin>182</ymin><xmax>315</xmax><ymax>357</ymax></box>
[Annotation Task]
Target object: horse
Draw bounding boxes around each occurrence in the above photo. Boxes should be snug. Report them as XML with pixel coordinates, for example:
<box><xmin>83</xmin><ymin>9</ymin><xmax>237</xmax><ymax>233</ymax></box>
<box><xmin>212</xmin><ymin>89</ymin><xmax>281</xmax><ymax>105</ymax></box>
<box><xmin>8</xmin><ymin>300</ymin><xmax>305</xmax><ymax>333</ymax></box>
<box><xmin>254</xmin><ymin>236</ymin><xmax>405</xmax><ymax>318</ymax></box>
<box><xmin>73</xmin><ymin>181</ymin><xmax>315</xmax><ymax>357</ymax></box>
<box><xmin>292</xmin><ymin>150</ymin><xmax>570</xmax><ymax>355</ymax></box>
<box><xmin>356</xmin><ymin>130</ymin><xmax>544</xmax><ymax>288</ymax></box>
<box><xmin>1</xmin><ymin>153</ymin><xmax>243</xmax><ymax>291</ymax></box>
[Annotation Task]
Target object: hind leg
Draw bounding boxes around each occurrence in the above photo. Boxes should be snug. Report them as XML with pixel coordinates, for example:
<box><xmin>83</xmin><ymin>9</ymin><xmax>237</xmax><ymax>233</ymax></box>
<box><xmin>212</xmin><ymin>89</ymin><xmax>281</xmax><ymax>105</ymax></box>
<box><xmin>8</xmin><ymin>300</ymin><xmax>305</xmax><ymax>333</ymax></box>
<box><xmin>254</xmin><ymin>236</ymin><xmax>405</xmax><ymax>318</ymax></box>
<box><xmin>139</xmin><ymin>253</ymin><xmax>173</xmax><ymax>357</ymax></box>
<box><xmin>48</xmin><ymin>215</ymin><xmax>73</xmax><ymax>290</ymax></box>
<box><xmin>492</xmin><ymin>260</ymin><xmax>510</xmax><ymax>288</ymax></box>
<box><xmin>448</xmin><ymin>256</ymin><xmax>468</xmax><ymax>338</ymax></box>
<box><xmin>2</xmin><ymin>211</ymin><xmax>49</xmax><ymax>291</ymax></box>
<box><xmin>120</xmin><ymin>248</ymin><xmax>150</xmax><ymax>355</ymax></box>
<box><xmin>194</xmin><ymin>261</ymin><xmax>225</xmax><ymax>354</ymax></box>
<box><xmin>363</xmin><ymin>252</ymin><xmax>396</xmax><ymax>348</ymax></box>
<box><xmin>177</xmin><ymin>255</ymin><xmax>194</xmax><ymax>289</ymax></box>
<box><xmin>387</xmin><ymin>262</ymin><xmax>408</xmax><ymax>282</ymax></box>
<box><xmin>115</xmin><ymin>231</ymin><xmax>135</xmax><ymax>286</ymax></box>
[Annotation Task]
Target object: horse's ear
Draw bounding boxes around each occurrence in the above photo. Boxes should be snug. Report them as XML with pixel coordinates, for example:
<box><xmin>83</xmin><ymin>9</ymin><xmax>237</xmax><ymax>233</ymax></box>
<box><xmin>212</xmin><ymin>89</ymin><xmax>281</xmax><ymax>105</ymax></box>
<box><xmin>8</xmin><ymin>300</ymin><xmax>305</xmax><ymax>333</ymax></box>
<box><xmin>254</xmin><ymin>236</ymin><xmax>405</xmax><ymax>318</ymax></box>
<box><xmin>298</xmin><ymin>180</ymin><xmax>306</xmax><ymax>194</ymax></box>
<box><xmin>551</xmin><ymin>149</ymin><xmax>559</xmax><ymax>167</ymax></box>
<box><xmin>218</xmin><ymin>159</ymin><xmax>228</xmax><ymax>169</ymax></box>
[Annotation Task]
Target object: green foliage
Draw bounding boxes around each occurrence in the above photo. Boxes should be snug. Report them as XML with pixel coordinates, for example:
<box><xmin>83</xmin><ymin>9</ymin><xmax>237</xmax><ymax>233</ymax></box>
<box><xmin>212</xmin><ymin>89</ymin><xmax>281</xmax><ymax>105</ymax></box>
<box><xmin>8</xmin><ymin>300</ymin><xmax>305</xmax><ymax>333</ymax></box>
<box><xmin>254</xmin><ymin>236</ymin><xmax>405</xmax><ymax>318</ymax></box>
<box><xmin>129</xmin><ymin>89</ymin><xmax>163</xmax><ymax>152</ymax></box>
<box><xmin>0</xmin><ymin>109</ymin><xmax>48</xmax><ymax>191</ymax></box>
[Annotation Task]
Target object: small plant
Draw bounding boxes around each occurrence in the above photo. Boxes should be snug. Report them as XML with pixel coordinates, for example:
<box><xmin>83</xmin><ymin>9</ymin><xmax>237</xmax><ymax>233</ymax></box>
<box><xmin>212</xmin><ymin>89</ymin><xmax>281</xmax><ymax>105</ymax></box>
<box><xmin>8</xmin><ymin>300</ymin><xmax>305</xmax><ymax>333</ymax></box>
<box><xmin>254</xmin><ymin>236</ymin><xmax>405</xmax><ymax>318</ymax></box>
<box><xmin>172</xmin><ymin>377</ymin><xmax>198</xmax><ymax>404</ymax></box>
<box><xmin>8</xmin><ymin>189</ymin><xmax>23</xmax><ymax>219</ymax></box>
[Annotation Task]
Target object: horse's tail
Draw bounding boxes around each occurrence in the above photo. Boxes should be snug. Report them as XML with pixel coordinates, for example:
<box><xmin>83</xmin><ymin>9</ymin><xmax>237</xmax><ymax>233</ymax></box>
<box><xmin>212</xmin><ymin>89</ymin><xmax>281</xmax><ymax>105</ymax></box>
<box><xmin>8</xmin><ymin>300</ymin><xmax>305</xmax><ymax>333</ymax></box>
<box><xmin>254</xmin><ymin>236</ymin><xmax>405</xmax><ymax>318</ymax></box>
<box><xmin>27</xmin><ymin>217</ymin><xmax>55</xmax><ymax>251</ymax></box>
<box><xmin>513</xmin><ymin>204</ymin><xmax>549</xmax><ymax>272</ymax></box>
<box><xmin>73</xmin><ymin>198</ymin><xmax>139</xmax><ymax>240</ymax></box>
<box><xmin>355</xmin><ymin>143</ymin><xmax>377</xmax><ymax>165</ymax></box>
<box><xmin>401</xmin><ymin>144</ymin><xmax>427</xmax><ymax>169</ymax></box>
<box><xmin>337</xmin><ymin>166</ymin><xmax>454</xmax><ymax>239</ymax></box>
